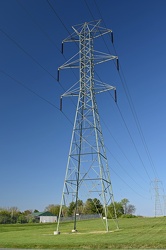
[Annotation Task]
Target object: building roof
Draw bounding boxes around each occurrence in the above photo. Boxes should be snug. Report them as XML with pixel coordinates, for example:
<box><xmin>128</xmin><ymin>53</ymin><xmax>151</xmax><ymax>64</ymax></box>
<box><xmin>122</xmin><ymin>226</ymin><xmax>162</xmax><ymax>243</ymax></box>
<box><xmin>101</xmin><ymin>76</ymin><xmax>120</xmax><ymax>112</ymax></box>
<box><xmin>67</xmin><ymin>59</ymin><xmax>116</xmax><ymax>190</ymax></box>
<box><xmin>32</xmin><ymin>211</ymin><xmax>55</xmax><ymax>217</ymax></box>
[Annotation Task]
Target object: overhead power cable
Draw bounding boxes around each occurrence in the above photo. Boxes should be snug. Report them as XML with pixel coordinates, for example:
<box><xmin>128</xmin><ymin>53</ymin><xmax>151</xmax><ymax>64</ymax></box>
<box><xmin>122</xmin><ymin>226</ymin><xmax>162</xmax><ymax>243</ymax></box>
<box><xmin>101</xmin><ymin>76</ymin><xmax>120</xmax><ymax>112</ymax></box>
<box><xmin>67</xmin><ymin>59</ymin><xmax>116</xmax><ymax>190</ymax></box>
<box><xmin>0</xmin><ymin>69</ymin><xmax>73</xmax><ymax>125</ymax></box>
<box><xmin>0</xmin><ymin>1</ymin><xmax>155</xmax><ymax>206</ymax></box>
<box><xmin>84</xmin><ymin>0</ymin><xmax>96</xmax><ymax>20</ymax></box>
<box><xmin>87</xmin><ymin>0</ymin><xmax>158</xmax><ymax>180</ymax></box>
<box><xmin>83</xmin><ymin>0</ymin><xmax>152</xmax><ymax>183</ymax></box>
<box><xmin>106</xmin><ymin>144</ymin><xmax>149</xmax><ymax>193</ymax></box>
<box><xmin>94</xmin><ymin>0</ymin><xmax>158</xmax><ymax>179</ymax></box>
<box><xmin>0</xmin><ymin>69</ymin><xmax>58</xmax><ymax>109</ymax></box>
<box><xmin>101</xmin><ymin>116</ymin><xmax>149</xmax><ymax>185</ymax></box>
<box><xmin>0</xmin><ymin>26</ymin><xmax>76</xmax><ymax>111</ymax></box>
<box><xmin>116</xmin><ymin>103</ymin><xmax>152</xmax><ymax>182</ymax></box>
<box><xmin>16</xmin><ymin>0</ymin><xmax>61</xmax><ymax>54</ymax></box>
<box><xmin>118</xmin><ymin>67</ymin><xmax>158</xmax><ymax>178</ymax></box>
<box><xmin>16</xmin><ymin>0</ymin><xmax>79</xmax><ymax>110</ymax></box>
<box><xmin>109</xmin><ymin>164</ymin><xmax>149</xmax><ymax>199</ymax></box>
<box><xmin>0</xmin><ymin>27</ymin><xmax>146</xmax><ymax>202</ymax></box>
<box><xmin>15</xmin><ymin>0</ymin><xmax>152</xmax><ymax>199</ymax></box>
<box><xmin>45</xmin><ymin>0</ymin><xmax>153</xmax><ymax>194</ymax></box>
<box><xmin>46</xmin><ymin>0</ymin><xmax>71</xmax><ymax>36</ymax></box>
<box><xmin>0</xmin><ymin>28</ymin><xmax>57</xmax><ymax>82</ymax></box>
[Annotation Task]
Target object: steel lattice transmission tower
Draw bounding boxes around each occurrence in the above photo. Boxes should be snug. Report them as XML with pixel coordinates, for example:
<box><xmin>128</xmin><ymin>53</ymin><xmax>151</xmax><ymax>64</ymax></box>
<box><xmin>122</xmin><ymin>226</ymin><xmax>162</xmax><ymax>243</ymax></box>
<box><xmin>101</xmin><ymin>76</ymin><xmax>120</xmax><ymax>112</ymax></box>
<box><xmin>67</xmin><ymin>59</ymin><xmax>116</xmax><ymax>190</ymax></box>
<box><xmin>55</xmin><ymin>20</ymin><xmax>119</xmax><ymax>234</ymax></box>
<box><xmin>153</xmin><ymin>179</ymin><xmax>163</xmax><ymax>217</ymax></box>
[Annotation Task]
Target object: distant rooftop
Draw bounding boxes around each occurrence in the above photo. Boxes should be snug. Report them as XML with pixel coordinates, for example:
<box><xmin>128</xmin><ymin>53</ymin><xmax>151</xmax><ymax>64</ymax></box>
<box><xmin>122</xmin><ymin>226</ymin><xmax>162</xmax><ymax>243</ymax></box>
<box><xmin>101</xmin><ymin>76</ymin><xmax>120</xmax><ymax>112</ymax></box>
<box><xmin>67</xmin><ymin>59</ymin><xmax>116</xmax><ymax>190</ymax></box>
<box><xmin>31</xmin><ymin>211</ymin><xmax>55</xmax><ymax>217</ymax></box>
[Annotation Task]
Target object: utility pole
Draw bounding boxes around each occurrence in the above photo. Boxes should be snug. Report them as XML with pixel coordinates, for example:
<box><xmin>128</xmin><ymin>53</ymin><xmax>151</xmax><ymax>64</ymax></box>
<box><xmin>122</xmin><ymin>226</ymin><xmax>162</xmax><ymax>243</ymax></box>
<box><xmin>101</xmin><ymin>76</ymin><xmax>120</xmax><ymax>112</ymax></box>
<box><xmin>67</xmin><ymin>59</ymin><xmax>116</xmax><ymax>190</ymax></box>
<box><xmin>55</xmin><ymin>20</ymin><xmax>119</xmax><ymax>234</ymax></box>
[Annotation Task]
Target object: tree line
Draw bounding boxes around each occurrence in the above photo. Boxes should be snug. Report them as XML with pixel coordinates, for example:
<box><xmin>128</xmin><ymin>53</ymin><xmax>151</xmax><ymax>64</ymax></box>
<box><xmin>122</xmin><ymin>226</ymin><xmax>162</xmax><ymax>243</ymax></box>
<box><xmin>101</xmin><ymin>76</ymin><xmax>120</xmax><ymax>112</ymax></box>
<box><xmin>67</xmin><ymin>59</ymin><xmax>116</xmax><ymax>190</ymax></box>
<box><xmin>0</xmin><ymin>198</ymin><xmax>135</xmax><ymax>224</ymax></box>
<box><xmin>46</xmin><ymin>198</ymin><xmax>136</xmax><ymax>218</ymax></box>
<box><xmin>0</xmin><ymin>207</ymin><xmax>39</xmax><ymax>224</ymax></box>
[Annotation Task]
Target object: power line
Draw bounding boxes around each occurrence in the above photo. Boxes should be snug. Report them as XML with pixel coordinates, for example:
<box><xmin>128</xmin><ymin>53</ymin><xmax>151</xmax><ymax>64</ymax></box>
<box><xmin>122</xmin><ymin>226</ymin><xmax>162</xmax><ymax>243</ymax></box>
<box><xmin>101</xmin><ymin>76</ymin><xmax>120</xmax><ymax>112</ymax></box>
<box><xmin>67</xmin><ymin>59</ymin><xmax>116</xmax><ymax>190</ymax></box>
<box><xmin>0</xmin><ymin>25</ymin><xmax>77</xmax><ymax>107</ymax></box>
<box><xmin>46</xmin><ymin>0</ymin><xmax>71</xmax><ymax>36</ymax></box>
<box><xmin>106</xmin><ymin>144</ymin><xmax>149</xmax><ymax>194</ymax></box>
<box><xmin>0</xmin><ymin>25</ymin><xmax>148</xmax><ymax>202</ymax></box>
<box><xmin>0</xmin><ymin>28</ymin><xmax>57</xmax><ymax>82</ymax></box>
<box><xmin>84</xmin><ymin>0</ymin><xmax>96</xmax><ymax>20</ymax></box>
<box><xmin>1</xmin><ymin>68</ymin><xmax>150</xmax><ymax>201</ymax></box>
<box><xmin>118</xmin><ymin>67</ymin><xmax>158</xmax><ymax>178</ymax></box>
<box><xmin>103</xmin><ymin>1</ymin><xmax>158</xmax><ymax>178</ymax></box>
<box><xmin>116</xmin><ymin>103</ymin><xmax>152</xmax><ymax>182</ymax></box>
<box><xmin>44</xmin><ymin>0</ymin><xmax>150</xmax><ymax>200</ymax></box>
<box><xmin>0</xmin><ymin>69</ymin><xmax>73</xmax><ymax>125</ymax></box>
<box><xmin>109</xmin><ymin>164</ymin><xmax>149</xmax><ymax>200</ymax></box>
<box><xmin>101</xmin><ymin>115</ymin><xmax>149</xmax><ymax>185</ymax></box>
<box><xmin>46</xmin><ymin>0</ymin><xmax>153</xmax><ymax>194</ymax></box>
<box><xmin>15</xmin><ymin>0</ymin><xmax>79</xmax><ymax>111</ymax></box>
<box><xmin>44</xmin><ymin>1</ymin><xmax>157</xmax><ymax>209</ymax></box>
<box><xmin>0</xmin><ymin>69</ymin><xmax>59</xmax><ymax>110</ymax></box>
<box><xmin>3</xmin><ymin>1</ymin><xmax>153</xmax><ymax>199</ymax></box>
<box><xmin>88</xmin><ymin>0</ymin><xmax>158</xmax><ymax>180</ymax></box>
<box><xmin>83</xmin><ymin>0</ymin><xmax>153</xmax><ymax>182</ymax></box>
<box><xmin>16</xmin><ymin>0</ymin><xmax>61</xmax><ymax>54</ymax></box>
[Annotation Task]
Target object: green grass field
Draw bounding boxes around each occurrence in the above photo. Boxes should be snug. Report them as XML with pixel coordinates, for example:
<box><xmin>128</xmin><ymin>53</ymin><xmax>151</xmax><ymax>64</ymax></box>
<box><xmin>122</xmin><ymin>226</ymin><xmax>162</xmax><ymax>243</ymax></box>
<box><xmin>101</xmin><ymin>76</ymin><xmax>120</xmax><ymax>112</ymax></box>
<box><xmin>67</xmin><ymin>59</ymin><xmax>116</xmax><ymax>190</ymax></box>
<box><xmin>0</xmin><ymin>217</ymin><xmax>166</xmax><ymax>249</ymax></box>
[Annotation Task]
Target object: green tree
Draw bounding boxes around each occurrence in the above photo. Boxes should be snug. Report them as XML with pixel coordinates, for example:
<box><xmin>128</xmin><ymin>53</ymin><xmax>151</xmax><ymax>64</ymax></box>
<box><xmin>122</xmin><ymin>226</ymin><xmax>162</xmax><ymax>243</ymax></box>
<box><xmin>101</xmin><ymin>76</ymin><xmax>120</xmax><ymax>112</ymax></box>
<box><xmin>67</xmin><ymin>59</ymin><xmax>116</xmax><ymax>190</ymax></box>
<box><xmin>45</xmin><ymin>204</ymin><xmax>60</xmax><ymax>215</ymax></box>
<box><xmin>120</xmin><ymin>198</ymin><xmax>136</xmax><ymax>215</ymax></box>
<box><xmin>84</xmin><ymin>199</ymin><xmax>94</xmax><ymax>214</ymax></box>
<box><xmin>76</xmin><ymin>200</ymin><xmax>84</xmax><ymax>214</ymax></box>
<box><xmin>93</xmin><ymin>198</ymin><xmax>103</xmax><ymax>214</ymax></box>
<box><xmin>66</xmin><ymin>200</ymin><xmax>84</xmax><ymax>216</ymax></box>
<box><xmin>0</xmin><ymin>207</ymin><xmax>21</xmax><ymax>224</ymax></box>
<box><xmin>33</xmin><ymin>209</ymin><xmax>39</xmax><ymax>213</ymax></box>
<box><xmin>23</xmin><ymin>210</ymin><xmax>32</xmax><ymax>216</ymax></box>
<box><xmin>9</xmin><ymin>207</ymin><xmax>20</xmax><ymax>223</ymax></box>
<box><xmin>17</xmin><ymin>214</ymin><xmax>28</xmax><ymax>223</ymax></box>
<box><xmin>0</xmin><ymin>209</ymin><xmax>11</xmax><ymax>224</ymax></box>
<box><xmin>120</xmin><ymin>198</ymin><xmax>129</xmax><ymax>214</ymax></box>
<box><xmin>84</xmin><ymin>198</ymin><xmax>103</xmax><ymax>214</ymax></box>
<box><xmin>67</xmin><ymin>202</ymin><xmax>76</xmax><ymax>216</ymax></box>
<box><xmin>126</xmin><ymin>204</ymin><xmax>136</xmax><ymax>215</ymax></box>
<box><xmin>22</xmin><ymin>210</ymin><xmax>32</xmax><ymax>223</ymax></box>
<box><xmin>108</xmin><ymin>202</ymin><xmax>124</xmax><ymax>218</ymax></box>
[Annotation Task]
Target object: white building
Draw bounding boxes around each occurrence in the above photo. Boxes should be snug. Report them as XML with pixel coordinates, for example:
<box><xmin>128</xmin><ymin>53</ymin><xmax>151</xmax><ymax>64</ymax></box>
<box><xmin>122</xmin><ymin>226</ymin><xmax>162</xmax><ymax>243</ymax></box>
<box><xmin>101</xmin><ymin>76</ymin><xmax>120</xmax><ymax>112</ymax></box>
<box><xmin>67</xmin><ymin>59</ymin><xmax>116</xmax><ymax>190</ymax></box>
<box><xmin>32</xmin><ymin>211</ymin><xmax>57</xmax><ymax>223</ymax></box>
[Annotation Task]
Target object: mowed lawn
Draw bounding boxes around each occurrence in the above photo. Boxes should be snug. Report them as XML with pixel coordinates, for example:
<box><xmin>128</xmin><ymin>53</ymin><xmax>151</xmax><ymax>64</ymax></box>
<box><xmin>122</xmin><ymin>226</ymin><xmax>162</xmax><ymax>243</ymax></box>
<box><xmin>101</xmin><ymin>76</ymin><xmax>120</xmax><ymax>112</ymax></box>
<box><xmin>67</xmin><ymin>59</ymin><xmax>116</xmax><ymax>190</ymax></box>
<box><xmin>0</xmin><ymin>217</ymin><xmax>166</xmax><ymax>249</ymax></box>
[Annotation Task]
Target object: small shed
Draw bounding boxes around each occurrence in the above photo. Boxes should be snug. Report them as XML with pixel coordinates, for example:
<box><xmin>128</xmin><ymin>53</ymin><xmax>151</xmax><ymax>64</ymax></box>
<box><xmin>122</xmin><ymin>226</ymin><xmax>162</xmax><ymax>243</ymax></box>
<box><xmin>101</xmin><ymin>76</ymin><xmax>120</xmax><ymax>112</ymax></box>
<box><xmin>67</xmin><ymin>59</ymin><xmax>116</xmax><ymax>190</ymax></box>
<box><xmin>32</xmin><ymin>211</ymin><xmax>57</xmax><ymax>223</ymax></box>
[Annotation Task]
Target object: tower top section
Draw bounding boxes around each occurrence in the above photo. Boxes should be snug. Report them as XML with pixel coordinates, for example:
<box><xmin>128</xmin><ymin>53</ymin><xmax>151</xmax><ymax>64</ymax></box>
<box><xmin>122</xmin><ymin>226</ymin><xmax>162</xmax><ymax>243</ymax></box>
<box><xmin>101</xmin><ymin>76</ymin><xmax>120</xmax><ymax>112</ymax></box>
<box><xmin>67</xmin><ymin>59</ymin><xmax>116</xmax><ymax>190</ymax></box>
<box><xmin>58</xmin><ymin>20</ymin><xmax>118</xmax><ymax>103</ymax></box>
<box><xmin>63</xmin><ymin>19</ymin><xmax>113</xmax><ymax>42</ymax></box>
<box><xmin>58</xmin><ymin>20</ymin><xmax>118</xmax><ymax>79</ymax></box>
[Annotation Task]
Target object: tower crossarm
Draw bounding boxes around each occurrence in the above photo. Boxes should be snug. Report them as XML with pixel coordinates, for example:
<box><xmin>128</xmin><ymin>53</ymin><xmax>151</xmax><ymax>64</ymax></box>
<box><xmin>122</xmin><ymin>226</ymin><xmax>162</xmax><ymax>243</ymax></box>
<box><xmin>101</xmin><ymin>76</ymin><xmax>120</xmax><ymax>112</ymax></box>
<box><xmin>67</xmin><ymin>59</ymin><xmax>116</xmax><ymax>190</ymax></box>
<box><xmin>58</xmin><ymin>51</ymin><xmax>117</xmax><ymax>70</ymax></box>
<box><xmin>60</xmin><ymin>20</ymin><xmax>111</xmax><ymax>54</ymax></box>
<box><xmin>63</xmin><ymin>20</ymin><xmax>113</xmax><ymax>41</ymax></box>
<box><xmin>93</xmin><ymin>50</ymin><xmax>118</xmax><ymax>65</ymax></box>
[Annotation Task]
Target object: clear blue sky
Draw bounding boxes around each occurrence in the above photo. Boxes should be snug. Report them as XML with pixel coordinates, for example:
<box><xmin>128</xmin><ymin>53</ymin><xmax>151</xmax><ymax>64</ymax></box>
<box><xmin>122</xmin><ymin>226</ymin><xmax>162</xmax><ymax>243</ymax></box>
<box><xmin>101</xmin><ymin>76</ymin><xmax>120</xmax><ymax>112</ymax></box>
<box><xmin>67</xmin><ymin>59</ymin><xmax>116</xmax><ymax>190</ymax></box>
<box><xmin>0</xmin><ymin>0</ymin><xmax>166</xmax><ymax>216</ymax></box>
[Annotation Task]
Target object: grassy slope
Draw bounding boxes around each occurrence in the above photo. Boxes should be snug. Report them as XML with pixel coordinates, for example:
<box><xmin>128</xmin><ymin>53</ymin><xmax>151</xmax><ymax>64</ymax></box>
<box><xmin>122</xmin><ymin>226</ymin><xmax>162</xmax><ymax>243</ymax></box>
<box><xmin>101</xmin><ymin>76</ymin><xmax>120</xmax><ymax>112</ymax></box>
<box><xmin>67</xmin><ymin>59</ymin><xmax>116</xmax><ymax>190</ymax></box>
<box><xmin>0</xmin><ymin>217</ymin><xmax>166</xmax><ymax>249</ymax></box>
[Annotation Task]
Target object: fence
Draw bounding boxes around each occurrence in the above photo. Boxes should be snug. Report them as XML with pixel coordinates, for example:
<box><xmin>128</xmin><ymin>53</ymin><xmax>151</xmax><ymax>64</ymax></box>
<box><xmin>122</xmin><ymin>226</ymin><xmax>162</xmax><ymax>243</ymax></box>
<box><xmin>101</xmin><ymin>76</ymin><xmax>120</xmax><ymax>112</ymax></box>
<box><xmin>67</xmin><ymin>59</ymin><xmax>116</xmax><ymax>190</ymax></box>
<box><xmin>60</xmin><ymin>213</ymin><xmax>102</xmax><ymax>222</ymax></box>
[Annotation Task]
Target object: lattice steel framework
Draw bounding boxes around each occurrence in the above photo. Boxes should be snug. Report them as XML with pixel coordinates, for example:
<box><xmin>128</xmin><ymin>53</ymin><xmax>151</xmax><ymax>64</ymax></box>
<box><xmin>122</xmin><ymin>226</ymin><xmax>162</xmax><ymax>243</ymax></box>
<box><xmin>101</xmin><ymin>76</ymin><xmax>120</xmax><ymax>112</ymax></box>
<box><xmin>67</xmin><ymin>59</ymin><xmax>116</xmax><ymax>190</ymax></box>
<box><xmin>56</xmin><ymin>20</ymin><xmax>119</xmax><ymax>233</ymax></box>
<box><xmin>153</xmin><ymin>179</ymin><xmax>163</xmax><ymax>217</ymax></box>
